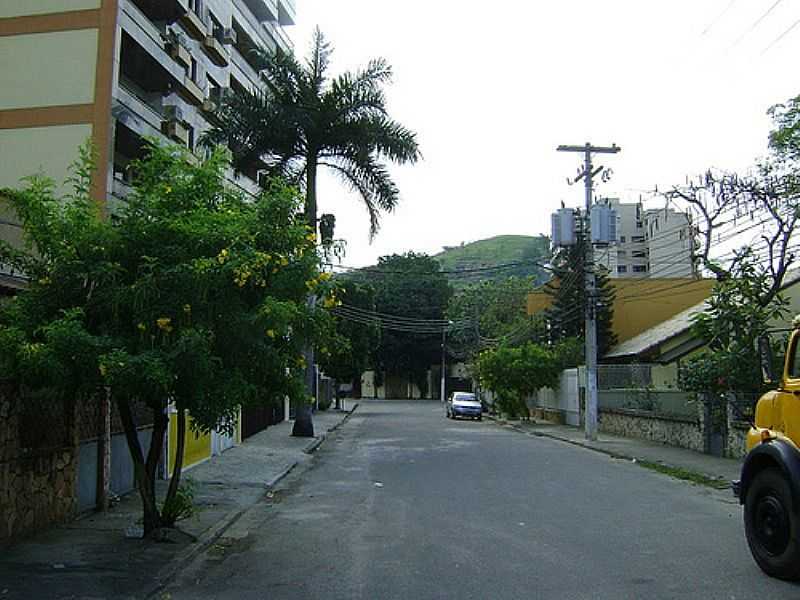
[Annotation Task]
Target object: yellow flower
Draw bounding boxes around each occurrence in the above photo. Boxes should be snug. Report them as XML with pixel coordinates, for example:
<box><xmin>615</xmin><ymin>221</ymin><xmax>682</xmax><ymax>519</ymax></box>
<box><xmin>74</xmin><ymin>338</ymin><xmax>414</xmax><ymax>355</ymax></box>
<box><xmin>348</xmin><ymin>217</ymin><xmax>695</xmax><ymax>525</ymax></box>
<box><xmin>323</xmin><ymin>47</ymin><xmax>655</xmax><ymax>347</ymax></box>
<box><xmin>165</xmin><ymin>186</ymin><xmax>172</xmax><ymax>194</ymax></box>
<box><xmin>266</xmin><ymin>329</ymin><xmax>276</xmax><ymax>338</ymax></box>
<box><xmin>137</xmin><ymin>322</ymin><xmax>147</xmax><ymax>332</ymax></box>
<box><xmin>279</xmin><ymin>257</ymin><xmax>289</xmax><ymax>267</ymax></box>
<box><xmin>38</xmin><ymin>276</ymin><xmax>51</xmax><ymax>285</ymax></box>
<box><xmin>319</xmin><ymin>272</ymin><xmax>332</xmax><ymax>282</ymax></box>
<box><xmin>156</xmin><ymin>317</ymin><xmax>173</xmax><ymax>332</ymax></box>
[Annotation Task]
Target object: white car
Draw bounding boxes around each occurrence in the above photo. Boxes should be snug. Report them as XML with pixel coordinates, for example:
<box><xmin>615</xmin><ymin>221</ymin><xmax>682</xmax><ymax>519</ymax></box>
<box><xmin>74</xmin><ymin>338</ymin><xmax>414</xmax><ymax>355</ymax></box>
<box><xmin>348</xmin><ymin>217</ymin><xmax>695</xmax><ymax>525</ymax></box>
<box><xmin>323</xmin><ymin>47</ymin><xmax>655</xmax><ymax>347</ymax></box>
<box><xmin>446</xmin><ymin>392</ymin><xmax>482</xmax><ymax>420</ymax></box>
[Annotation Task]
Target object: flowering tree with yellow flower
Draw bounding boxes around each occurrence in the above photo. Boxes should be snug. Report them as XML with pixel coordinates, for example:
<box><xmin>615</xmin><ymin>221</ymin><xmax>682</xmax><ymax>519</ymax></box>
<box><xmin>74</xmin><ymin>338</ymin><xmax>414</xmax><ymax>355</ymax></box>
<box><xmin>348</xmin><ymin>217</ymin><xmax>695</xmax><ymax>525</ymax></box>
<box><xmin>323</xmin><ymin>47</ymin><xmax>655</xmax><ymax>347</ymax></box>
<box><xmin>0</xmin><ymin>142</ymin><xmax>333</xmax><ymax>536</ymax></box>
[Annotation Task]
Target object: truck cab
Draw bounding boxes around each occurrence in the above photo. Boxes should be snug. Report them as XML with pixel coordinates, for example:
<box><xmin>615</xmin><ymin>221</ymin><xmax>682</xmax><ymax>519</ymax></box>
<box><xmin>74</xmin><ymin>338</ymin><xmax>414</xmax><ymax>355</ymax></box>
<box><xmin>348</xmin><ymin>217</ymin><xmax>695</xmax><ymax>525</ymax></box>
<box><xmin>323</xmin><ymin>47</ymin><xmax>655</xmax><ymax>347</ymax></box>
<box><xmin>736</xmin><ymin>325</ymin><xmax>800</xmax><ymax>580</ymax></box>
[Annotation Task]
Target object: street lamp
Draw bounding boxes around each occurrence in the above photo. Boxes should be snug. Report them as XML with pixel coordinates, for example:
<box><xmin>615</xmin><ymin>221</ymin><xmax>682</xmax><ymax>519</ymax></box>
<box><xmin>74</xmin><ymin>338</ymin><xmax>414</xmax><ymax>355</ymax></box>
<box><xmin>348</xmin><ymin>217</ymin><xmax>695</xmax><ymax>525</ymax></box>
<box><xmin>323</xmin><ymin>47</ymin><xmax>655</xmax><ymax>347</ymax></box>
<box><xmin>440</xmin><ymin>320</ymin><xmax>453</xmax><ymax>402</ymax></box>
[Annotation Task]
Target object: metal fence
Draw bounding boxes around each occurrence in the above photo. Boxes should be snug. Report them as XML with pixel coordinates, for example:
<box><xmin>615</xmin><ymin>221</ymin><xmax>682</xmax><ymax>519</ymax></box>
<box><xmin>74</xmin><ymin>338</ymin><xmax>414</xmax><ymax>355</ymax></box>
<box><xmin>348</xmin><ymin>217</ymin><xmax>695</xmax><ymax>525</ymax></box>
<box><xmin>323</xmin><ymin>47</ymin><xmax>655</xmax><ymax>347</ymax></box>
<box><xmin>597</xmin><ymin>364</ymin><xmax>653</xmax><ymax>390</ymax></box>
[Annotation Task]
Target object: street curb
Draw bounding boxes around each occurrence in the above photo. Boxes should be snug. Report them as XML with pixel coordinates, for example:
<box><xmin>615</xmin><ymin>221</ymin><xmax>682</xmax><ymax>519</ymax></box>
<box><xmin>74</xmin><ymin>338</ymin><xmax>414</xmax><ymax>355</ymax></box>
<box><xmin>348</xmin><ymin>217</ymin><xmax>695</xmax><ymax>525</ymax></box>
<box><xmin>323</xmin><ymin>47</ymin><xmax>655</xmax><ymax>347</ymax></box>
<box><xmin>303</xmin><ymin>402</ymin><xmax>359</xmax><ymax>454</ymax></box>
<box><xmin>486</xmin><ymin>415</ymin><xmax>731</xmax><ymax>486</ymax></box>
<box><xmin>146</xmin><ymin>404</ymin><xmax>362</xmax><ymax>597</ymax></box>
<box><xmin>145</xmin><ymin>461</ymin><xmax>298</xmax><ymax>599</ymax></box>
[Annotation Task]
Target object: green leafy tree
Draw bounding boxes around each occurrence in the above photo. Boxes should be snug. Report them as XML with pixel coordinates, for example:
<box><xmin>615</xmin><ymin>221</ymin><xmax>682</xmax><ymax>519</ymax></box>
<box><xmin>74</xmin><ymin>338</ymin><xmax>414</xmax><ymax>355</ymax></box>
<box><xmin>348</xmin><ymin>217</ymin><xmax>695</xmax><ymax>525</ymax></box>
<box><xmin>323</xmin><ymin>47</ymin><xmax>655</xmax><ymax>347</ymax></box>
<box><xmin>679</xmin><ymin>252</ymin><xmax>789</xmax><ymax>395</ymax></box>
<box><xmin>545</xmin><ymin>236</ymin><xmax>616</xmax><ymax>357</ymax></box>
<box><xmin>317</xmin><ymin>280</ymin><xmax>380</xmax><ymax>397</ymax></box>
<box><xmin>0</xmin><ymin>143</ymin><xmax>330</xmax><ymax>536</ymax></box>
<box><xmin>203</xmin><ymin>28</ymin><xmax>420</xmax><ymax>435</ymax></box>
<box><xmin>474</xmin><ymin>342</ymin><xmax>560</xmax><ymax>418</ymax></box>
<box><xmin>355</xmin><ymin>253</ymin><xmax>452</xmax><ymax>395</ymax></box>
<box><xmin>446</xmin><ymin>276</ymin><xmax>544</xmax><ymax>359</ymax></box>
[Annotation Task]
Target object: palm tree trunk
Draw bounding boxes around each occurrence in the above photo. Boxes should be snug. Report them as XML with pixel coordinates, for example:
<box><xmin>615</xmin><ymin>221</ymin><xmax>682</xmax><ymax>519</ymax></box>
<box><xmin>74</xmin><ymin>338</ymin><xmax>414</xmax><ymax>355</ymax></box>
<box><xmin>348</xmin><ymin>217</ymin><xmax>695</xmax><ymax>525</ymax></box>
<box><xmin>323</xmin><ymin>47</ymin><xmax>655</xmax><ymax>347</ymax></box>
<box><xmin>292</xmin><ymin>157</ymin><xmax>318</xmax><ymax>438</ymax></box>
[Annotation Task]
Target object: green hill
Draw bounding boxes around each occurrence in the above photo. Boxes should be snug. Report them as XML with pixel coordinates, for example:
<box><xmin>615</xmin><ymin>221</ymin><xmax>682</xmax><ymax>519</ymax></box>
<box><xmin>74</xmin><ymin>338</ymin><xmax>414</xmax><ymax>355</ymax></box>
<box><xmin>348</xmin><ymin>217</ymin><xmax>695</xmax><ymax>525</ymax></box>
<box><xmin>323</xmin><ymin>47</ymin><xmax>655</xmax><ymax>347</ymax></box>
<box><xmin>434</xmin><ymin>235</ymin><xmax>551</xmax><ymax>289</ymax></box>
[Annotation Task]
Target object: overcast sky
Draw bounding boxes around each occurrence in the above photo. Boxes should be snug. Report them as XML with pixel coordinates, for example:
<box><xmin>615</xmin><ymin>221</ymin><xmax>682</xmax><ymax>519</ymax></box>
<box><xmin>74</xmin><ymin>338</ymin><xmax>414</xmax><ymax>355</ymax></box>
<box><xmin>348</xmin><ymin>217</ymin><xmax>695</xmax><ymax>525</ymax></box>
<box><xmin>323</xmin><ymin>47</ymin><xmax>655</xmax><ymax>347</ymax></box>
<box><xmin>291</xmin><ymin>1</ymin><xmax>800</xmax><ymax>268</ymax></box>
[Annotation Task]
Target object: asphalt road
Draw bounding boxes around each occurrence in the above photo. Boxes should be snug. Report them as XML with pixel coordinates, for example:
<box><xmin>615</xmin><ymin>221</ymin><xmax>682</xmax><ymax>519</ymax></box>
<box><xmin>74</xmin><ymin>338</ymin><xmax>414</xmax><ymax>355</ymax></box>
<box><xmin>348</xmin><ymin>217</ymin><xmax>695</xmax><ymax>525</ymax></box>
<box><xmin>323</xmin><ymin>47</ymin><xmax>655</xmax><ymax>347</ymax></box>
<box><xmin>167</xmin><ymin>400</ymin><xmax>800</xmax><ymax>599</ymax></box>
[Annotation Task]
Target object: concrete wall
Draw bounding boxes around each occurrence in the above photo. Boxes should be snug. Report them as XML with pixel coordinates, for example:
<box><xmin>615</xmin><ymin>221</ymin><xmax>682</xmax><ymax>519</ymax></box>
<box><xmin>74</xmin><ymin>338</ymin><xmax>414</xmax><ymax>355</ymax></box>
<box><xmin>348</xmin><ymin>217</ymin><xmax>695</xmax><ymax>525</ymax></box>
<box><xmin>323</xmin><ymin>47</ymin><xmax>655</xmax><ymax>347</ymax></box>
<box><xmin>528</xmin><ymin>368</ymin><xmax>580</xmax><ymax>426</ymax></box>
<box><xmin>527</xmin><ymin>278</ymin><xmax>714</xmax><ymax>344</ymax></box>
<box><xmin>0</xmin><ymin>29</ymin><xmax>98</xmax><ymax>109</ymax></box>
<box><xmin>0</xmin><ymin>124</ymin><xmax>94</xmax><ymax>194</ymax></box>
<box><xmin>77</xmin><ymin>428</ymin><xmax>153</xmax><ymax>512</ymax></box>
<box><xmin>0</xmin><ymin>387</ymin><xmax>78</xmax><ymax>544</ymax></box>
<box><xmin>0</xmin><ymin>1</ymin><xmax>101</xmax><ymax>19</ymax></box>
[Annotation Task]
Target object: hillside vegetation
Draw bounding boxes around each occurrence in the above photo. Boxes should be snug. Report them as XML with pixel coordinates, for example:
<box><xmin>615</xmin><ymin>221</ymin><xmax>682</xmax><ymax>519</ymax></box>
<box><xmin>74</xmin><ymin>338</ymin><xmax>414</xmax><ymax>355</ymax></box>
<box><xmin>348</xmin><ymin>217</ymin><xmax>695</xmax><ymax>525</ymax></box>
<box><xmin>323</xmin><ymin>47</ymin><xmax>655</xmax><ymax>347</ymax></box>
<box><xmin>434</xmin><ymin>235</ymin><xmax>551</xmax><ymax>289</ymax></box>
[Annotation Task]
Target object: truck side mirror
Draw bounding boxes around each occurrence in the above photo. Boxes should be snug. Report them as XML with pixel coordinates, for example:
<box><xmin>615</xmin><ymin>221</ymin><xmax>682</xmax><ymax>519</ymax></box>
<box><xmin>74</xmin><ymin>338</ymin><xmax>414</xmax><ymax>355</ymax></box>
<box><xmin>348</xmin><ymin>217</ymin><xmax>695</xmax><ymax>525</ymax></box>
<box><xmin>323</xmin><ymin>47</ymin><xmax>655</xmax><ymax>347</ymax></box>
<box><xmin>758</xmin><ymin>335</ymin><xmax>775</xmax><ymax>385</ymax></box>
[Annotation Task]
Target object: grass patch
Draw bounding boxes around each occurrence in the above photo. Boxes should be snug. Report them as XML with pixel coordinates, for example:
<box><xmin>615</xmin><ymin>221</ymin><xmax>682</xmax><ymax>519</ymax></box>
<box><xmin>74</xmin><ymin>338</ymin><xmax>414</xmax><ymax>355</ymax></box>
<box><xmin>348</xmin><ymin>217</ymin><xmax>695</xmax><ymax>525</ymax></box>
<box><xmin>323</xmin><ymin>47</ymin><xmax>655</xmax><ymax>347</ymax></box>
<box><xmin>635</xmin><ymin>460</ymin><xmax>730</xmax><ymax>490</ymax></box>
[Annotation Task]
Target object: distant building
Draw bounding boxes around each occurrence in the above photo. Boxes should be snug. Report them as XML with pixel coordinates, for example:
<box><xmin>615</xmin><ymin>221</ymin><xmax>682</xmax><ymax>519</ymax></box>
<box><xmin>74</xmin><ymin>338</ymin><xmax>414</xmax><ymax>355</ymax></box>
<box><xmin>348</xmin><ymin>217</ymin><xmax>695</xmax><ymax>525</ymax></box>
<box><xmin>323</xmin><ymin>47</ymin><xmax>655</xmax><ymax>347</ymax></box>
<box><xmin>595</xmin><ymin>198</ymin><xmax>696</xmax><ymax>278</ymax></box>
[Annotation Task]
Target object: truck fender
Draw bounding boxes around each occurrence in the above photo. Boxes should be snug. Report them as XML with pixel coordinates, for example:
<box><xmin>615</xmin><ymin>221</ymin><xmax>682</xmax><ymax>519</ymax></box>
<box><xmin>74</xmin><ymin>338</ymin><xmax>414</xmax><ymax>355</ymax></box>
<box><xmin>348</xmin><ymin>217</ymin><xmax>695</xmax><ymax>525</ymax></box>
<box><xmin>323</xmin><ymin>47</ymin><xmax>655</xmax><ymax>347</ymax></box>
<box><xmin>738</xmin><ymin>439</ymin><xmax>800</xmax><ymax>510</ymax></box>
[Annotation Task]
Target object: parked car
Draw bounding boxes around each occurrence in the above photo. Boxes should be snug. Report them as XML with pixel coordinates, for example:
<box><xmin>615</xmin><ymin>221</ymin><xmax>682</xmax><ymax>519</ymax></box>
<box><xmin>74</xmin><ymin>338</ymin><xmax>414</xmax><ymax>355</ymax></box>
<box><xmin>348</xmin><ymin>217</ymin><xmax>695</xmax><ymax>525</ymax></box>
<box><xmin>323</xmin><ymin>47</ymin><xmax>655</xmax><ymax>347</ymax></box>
<box><xmin>446</xmin><ymin>392</ymin><xmax>482</xmax><ymax>420</ymax></box>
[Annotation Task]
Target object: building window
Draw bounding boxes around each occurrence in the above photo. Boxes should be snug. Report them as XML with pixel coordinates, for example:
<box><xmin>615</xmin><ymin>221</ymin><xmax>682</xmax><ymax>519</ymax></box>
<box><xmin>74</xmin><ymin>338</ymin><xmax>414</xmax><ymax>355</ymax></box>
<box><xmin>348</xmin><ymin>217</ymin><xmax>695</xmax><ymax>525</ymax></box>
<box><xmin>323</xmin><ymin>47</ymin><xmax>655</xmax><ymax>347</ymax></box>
<box><xmin>617</xmin><ymin>265</ymin><xmax>628</xmax><ymax>273</ymax></box>
<box><xmin>631</xmin><ymin>235</ymin><xmax>645</xmax><ymax>243</ymax></box>
<box><xmin>636</xmin><ymin>220</ymin><xmax>643</xmax><ymax>229</ymax></box>
<box><xmin>617</xmin><ymin>250</ymin><xmax>627</xmax><ymax>257</ymax></box>
<box><xmin>619</xmin><ymin>235</ymin><xmax>626</xmax><ymax>243</ymax></box>
<box><xmin>632</xmin><ymin>251</ymin><xmax>647</xmax><ymax>258</ymax></box>
<box><xmin>632</xmin><ymin>265</ymin><xmax>648</xmax><ymax>273</ymax></box>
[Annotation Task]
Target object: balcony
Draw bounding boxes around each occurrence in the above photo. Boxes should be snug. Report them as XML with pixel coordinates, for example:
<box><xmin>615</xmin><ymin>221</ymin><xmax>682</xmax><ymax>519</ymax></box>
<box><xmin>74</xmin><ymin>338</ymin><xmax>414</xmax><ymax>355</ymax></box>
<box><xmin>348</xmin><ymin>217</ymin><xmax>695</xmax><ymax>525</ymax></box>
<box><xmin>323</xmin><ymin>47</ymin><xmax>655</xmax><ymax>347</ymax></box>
<box><xmin>278</xmin><ymin>0</ymin><xmax>295</xmax><ymax>26</ymax></box>
<box><xmin>128</xmin><ymin>0</ymin><xmax>187</xmax><ymax>23</ymax></box>
<box><xmin>178</xmin><ymin>0</ymin><xmax>207</xmax><ymax>40</ymax></box>
<box><xmin>179</xmin><ymin>74</ymin><xmax>204</xmax><ymax>105</ymax></box>
<box><xmin>202</xmin><ymin>28</ymin><xmax>234</xmax><ymax>67</ymax></box>
<box><xmin>241</xmin><ymin>0</ymin><xmax>279</xmax><ymax>22</ymax></box>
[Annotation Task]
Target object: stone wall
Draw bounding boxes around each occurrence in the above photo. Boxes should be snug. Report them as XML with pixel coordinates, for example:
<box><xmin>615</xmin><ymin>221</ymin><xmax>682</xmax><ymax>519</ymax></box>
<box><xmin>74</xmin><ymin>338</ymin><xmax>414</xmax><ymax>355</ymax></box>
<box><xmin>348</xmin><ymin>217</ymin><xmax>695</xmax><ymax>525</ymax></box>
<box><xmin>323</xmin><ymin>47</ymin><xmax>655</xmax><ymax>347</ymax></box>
<box><xmin>0</xmin><ymin>385</ymin><xmax>78</xmax><ymax>545</ymax></box>
<box><xmin>599</xmin><ymin>407</ymin><xmax>704</xmax><ymax>453</ymax></box>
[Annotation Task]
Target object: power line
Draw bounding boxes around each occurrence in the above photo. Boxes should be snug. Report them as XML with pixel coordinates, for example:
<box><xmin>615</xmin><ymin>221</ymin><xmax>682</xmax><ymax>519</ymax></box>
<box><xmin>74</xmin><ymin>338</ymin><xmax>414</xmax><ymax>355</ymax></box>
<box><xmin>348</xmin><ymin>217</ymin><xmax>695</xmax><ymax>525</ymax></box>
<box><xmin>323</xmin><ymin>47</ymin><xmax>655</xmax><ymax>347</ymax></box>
<box><xmin>702</xmin><ymin>0</ymin><xmax>737</xmax><ymax>36</ymax></box>
<box><xmin>762</xmin><ymin>14</ymin><xmax>800</xmax><ymax>54</ymax></box>
<box><xmin>730</xmin><ymin>0</ymin><xmax>783</xmax><ymax>48</ymax></box>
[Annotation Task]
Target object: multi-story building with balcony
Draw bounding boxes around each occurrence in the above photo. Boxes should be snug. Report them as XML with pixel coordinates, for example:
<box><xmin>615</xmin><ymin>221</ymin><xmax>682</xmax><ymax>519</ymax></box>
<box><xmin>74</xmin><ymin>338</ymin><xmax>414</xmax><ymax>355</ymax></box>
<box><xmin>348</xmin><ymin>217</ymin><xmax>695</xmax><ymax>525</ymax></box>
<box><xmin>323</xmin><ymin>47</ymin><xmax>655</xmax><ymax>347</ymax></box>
<box><xmin>0</xmin><ymin>0</ymin><xmax>295</xmax><ymax>292</ymax></box>
<box><xmin>595</xmin><ymin>198</ymin><xmax>697</xmax><ymax>279</ymax></box>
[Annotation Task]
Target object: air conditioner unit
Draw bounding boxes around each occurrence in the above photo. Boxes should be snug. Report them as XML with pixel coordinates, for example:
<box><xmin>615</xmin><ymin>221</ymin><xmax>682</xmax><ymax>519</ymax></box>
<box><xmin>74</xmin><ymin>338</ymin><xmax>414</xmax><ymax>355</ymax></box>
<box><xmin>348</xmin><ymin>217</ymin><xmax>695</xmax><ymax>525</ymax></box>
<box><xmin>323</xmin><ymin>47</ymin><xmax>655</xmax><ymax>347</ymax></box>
<box><xmin>222</xmin><ymin>28</ymin><xmax>237</xmax><ymax>45</ymax></box>
<box><xmin>163</xmin><ymin>104</ymin><xmax>184</xmax><ymax>122</ymax></box>
<box><xmin>162</xmin><ymin>120</ymin><xmax>190</xmax><ymax>146</ymax></box>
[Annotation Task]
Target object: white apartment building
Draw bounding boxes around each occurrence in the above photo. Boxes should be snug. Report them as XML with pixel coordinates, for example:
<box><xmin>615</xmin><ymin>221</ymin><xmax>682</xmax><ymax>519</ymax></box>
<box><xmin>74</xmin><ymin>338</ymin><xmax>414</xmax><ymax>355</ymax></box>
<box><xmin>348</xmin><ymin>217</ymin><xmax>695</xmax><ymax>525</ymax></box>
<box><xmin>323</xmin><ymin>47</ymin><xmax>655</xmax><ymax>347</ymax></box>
<box><xmin>595</xmin><ymin>198</ymin><xmax>696</xmax><ymax>278</ymax></box>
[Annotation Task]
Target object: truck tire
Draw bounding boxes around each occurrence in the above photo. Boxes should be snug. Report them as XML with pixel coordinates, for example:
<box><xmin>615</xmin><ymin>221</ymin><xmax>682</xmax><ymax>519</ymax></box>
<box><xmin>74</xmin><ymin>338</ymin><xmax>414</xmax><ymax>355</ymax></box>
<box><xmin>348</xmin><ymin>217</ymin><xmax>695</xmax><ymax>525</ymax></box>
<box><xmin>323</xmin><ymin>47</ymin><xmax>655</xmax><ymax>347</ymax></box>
<box><xmin>744</xmin><ymin>468</ymin><xmax>800</xmax><ymax>580</ymax></box>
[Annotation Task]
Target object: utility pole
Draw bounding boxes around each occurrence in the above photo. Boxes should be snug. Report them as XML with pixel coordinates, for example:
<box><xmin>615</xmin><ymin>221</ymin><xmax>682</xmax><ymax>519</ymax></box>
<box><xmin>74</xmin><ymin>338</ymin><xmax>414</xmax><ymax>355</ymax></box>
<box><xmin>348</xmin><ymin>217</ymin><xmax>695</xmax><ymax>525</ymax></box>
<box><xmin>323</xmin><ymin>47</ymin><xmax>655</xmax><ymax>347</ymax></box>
<box><xmin>557</xmin><ymin>143</ymin><xmax>620</xmax><ymax>441</ymax></box>
<box><xmin>440</xmin><ymin>327</ymin><xmax>447</xmax><ymax>402</ymax></box>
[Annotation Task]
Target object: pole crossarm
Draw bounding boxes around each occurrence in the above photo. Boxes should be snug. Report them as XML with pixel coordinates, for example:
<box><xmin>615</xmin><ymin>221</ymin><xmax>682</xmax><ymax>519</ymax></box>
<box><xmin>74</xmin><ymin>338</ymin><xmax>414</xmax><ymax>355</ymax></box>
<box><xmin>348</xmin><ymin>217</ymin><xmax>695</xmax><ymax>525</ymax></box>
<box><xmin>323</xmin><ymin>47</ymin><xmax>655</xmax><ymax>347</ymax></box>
<box><xmin>557</xmin><ymin>143</ymin><xmax>621</xmax><ymax>154</ymax></box>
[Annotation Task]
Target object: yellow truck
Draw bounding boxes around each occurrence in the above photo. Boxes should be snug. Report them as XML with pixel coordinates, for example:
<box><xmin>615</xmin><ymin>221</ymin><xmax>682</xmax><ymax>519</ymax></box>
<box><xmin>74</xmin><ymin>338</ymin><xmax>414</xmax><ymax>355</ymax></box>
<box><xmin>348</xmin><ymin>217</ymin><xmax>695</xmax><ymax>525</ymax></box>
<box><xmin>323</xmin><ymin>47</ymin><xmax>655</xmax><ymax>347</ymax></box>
<box><xmin>735</xmin><ymin>325</ymin><xmax>800</xmax><ymax>580</ymax></box>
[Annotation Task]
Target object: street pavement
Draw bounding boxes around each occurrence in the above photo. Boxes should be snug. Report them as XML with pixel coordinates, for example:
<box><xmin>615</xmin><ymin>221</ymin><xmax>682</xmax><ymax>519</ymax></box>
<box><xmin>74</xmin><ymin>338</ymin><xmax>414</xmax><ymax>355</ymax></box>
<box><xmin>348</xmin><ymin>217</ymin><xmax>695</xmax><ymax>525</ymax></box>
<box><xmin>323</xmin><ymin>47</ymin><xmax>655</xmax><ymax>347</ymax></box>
<box><xmin>0</xmin><ymin>407</ymin><xmax>353</xmax><ymax>600</ymax></box>
<box><xmin>166</xmin><ymin>400</ymin><xmax>800</xmax><ymax>600</ymax></box>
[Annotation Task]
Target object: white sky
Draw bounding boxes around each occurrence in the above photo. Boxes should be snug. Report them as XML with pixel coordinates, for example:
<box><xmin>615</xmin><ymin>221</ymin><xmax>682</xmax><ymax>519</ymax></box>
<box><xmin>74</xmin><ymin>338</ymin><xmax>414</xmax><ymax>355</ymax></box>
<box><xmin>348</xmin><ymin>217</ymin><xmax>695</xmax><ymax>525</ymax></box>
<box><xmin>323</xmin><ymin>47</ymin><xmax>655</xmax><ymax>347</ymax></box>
<box><xmin>292</xmin><ymin>1</ymin><xmax>800</xmax><ymax>268</ymax></box>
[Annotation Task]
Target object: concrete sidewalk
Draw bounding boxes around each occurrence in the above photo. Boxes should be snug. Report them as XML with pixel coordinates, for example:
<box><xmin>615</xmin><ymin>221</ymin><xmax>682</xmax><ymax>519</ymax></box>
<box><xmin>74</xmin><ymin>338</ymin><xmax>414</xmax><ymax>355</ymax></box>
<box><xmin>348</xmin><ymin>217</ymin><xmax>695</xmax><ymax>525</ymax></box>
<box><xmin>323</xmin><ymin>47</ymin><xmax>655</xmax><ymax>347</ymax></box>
<box><xmin>0</xmin><ymin>406</ymin><xmax>356</xmax><ymax>600</ymax></box>
<box><xmin>489</xmin><ymin>416</ymin><xmax>742</xmax><ymax>486</ymax></box>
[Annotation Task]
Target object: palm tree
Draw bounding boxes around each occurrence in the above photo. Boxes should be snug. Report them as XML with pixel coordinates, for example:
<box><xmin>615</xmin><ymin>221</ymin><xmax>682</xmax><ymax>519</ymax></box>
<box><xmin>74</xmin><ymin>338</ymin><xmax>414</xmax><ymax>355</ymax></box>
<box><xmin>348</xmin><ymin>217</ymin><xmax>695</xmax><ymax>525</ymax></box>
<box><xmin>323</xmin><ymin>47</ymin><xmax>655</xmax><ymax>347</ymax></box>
<box><xmin>203</xmin><ymin>29</ymin><xmax>420</xmax><ymax>436</ymax></box>
<box><xmin>204</xmin><ymin>28</ymin><xmax>420</xmax><ymax>237</ymax></box>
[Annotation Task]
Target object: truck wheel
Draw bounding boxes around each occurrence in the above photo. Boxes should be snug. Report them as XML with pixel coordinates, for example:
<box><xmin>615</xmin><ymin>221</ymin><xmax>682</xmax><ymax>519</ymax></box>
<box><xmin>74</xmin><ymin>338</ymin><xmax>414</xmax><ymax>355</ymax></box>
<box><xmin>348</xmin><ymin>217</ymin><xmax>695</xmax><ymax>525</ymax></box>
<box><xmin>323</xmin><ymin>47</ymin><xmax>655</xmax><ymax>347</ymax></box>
<box><xmin>744</xmin><ymin>468</ymin><xmax>800</xmax><ymax>580</ymax></box>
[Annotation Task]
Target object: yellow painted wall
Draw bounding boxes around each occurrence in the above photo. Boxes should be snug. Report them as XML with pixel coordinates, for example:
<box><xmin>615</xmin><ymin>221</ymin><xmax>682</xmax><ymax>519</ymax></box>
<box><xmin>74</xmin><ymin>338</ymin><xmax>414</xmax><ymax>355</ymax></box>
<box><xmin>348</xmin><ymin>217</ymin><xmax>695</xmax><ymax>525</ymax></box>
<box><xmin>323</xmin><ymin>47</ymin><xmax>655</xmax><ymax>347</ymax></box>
<box><xmin>528</xmin><ymin>278</ymin><xmax>714</xmax><ymax>344</ymax></box>
<box><xmin>0</xmin><ymin>1</ymin><xmax>101</xmax><ymax>19</ymax></box>
<box><xmin>0</xmin><ymin>124</ymin><xmax>92</xmax><ymax>194</ymax></box>
<box><xmin>0</xmin><ymin>29</ymin><xmax>98</xmax><ymax>110</ymax></box>
<box><xmin>168</xmin><ymin>413</ymin><xmax>212</xmax><ymax>476</ymax></box>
